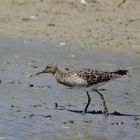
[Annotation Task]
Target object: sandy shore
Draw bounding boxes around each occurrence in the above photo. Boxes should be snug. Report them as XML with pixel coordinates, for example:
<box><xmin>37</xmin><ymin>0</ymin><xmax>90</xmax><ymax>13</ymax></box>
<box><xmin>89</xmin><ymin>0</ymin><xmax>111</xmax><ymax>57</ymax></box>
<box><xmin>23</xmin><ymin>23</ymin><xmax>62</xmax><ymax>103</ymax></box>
<box><xmin>0</xmin><ymin>0</ymin><xmax>140</xmax><ymax>51</ymax></box>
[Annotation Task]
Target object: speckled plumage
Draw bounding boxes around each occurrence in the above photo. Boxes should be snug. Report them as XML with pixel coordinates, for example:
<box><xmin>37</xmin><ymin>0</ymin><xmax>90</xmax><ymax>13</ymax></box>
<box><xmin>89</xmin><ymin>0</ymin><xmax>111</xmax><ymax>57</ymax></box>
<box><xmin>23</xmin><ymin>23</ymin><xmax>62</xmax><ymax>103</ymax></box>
<box><xmin>36</xmin><ymin>64</ymin><xmax>128</xmax><ymax>116</ymax></box>
<box><xmin>37</xmin><ymin>64</ymin><xmax>127</xmax><ymax>89</ymax></box>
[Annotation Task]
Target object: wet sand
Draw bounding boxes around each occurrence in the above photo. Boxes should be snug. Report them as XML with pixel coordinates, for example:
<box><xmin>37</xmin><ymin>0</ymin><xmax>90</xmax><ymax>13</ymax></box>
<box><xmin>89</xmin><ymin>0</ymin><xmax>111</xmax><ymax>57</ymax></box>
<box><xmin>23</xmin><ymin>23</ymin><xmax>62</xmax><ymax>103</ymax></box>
<box><xmin>0</xmin><ymin>35</ymin><xmax>140</xmax><ymax>140</ymax></box>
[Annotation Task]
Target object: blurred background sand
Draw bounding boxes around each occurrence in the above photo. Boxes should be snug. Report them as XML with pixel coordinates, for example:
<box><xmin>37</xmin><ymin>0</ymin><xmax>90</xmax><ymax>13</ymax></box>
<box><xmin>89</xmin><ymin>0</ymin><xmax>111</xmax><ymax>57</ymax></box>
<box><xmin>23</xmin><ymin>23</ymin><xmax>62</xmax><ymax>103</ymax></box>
<box><xmin>0</xmin><ymin>0</ymin><xmax>139</xmax><ymax>51</ymax></box>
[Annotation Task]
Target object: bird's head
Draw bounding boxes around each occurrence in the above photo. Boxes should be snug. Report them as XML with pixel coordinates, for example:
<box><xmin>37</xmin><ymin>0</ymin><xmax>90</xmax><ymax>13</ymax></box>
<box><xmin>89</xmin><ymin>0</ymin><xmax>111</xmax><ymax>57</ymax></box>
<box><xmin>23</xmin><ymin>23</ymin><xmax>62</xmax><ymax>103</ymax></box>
<box><xmin>35</xmin><ymin>64</ymin><xmax>58</xmax><ymax>75</ymax></box>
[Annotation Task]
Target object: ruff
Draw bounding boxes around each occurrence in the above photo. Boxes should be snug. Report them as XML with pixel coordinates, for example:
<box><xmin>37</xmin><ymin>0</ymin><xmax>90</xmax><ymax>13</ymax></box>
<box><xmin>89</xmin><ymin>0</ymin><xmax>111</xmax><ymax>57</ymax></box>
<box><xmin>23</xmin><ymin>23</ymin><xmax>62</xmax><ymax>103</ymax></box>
<box><xmin>36</xmin><ymin>64</ymin><xmax>128</xmax><ymax>116</ymax></box>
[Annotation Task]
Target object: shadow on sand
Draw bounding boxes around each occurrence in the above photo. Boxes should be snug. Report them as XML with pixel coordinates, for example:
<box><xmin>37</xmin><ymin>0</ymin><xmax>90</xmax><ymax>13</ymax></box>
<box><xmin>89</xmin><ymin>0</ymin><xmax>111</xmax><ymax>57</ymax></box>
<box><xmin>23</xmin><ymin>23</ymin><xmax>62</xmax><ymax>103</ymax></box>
<box><xmin>55</xmin><ymin>104</ymin><xmax>140</xmax><ymax>117</ymax></box>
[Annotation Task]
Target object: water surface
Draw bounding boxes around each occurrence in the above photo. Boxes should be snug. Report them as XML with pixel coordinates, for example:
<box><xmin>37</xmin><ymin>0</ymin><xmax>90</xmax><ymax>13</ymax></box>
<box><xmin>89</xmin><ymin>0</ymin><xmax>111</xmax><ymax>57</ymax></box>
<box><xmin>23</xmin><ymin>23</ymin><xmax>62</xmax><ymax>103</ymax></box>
<box><xmin>0</xmin><ymin>35</ymin><xmax>140</xmax><ymax>140</ymax></box>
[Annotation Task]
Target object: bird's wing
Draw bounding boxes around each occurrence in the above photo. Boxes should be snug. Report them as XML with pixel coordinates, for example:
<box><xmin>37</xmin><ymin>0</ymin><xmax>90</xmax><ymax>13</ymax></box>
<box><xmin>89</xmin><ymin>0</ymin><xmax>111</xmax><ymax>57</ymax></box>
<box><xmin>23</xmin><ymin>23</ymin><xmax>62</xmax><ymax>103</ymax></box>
<box><xmin>75</xmin><ymin>68</ymin><xmax>119</xmax><ymax>87</ymax></box>
<box><xmin>64</xmin><ymin>68</ymin><xmax>125</xmax><ymax>88</ymax></box>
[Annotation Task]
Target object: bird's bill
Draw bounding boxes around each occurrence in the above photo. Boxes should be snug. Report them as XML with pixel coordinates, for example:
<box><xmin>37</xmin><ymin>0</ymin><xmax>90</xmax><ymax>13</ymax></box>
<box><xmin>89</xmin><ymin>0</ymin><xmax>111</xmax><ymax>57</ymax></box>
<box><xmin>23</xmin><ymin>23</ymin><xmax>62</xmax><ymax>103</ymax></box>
<box><xmin>35</xmin><ymin>71</ymin><xmax>45</xmax><ymax>76</ymax></box>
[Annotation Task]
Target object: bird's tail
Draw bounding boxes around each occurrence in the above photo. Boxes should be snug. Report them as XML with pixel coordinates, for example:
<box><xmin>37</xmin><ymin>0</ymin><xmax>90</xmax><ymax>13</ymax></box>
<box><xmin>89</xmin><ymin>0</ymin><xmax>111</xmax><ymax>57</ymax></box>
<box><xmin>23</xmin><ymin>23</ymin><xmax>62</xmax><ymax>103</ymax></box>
<box><xmin>113</xmin><ymin>69</ymin><xmax>128</xmax><ymax>76</ymax></box>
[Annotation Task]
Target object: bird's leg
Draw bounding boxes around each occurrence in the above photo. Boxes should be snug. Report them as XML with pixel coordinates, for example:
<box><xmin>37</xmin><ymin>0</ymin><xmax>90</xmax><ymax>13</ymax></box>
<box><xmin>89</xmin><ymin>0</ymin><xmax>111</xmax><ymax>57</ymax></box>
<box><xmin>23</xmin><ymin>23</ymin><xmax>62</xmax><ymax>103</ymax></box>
<box><xmin>82</xmin><ymin>91</ymin><xmax>91</xmax><ymax>115</ymax></box>
<box><xmin>95</xmin><ymin>89</ymin><xmax>109</xmax><ymax>117</ymax></box>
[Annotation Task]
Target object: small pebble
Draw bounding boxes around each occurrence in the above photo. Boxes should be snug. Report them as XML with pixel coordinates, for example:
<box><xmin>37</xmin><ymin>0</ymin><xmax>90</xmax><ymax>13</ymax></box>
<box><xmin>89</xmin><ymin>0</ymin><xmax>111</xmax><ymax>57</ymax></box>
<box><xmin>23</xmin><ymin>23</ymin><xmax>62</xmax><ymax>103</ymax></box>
<box><xmin>83</xmin><ymin>120</ymin><xmax>92</xmax><ymax>123</ymax></box>
<box><xmin>28</xmin><ymin>114</ymin><xmax>35</xmax><ymax>118</ymax></box>
<box><xmin>15</xmin><ymin>109</ymin><xmax>22</xmax><ymax>112</ymax></box>
<box><xmin>27</xmin><ymin>75</ymin><xmax>33</xmax><ymax>78</ymax></box>
<box><xmin>66</xmin><ymin>104</ymin><xmax>77</xmax><ymax>107</ymax></box>
<box><xmin>30</xmin><ymin>15</ymin><xmax>39</xmax><ymax>20</ymax></box>
<box><xmin>22</xmin><ymin>15</ymin><xmax>39</xmax><ymax>21</ymax></box>
<box><xmin>59</xmin><ymin>42</ymin><xmax>66</xmax><ymax>46</ymax></box>
<box><xmin>41</xmin><ymin>115</ymin><xmax>52</xmax><ymax>118</ymax></box>
<box><xmin>124</xmin><ymin>92</ymin><xmax>129</xmax><ymax>95</ymax></box>
<box><xmin>54</xmin><ymin>102</ymin><xmax>58</xmax><ymax>108</ymax></box>
<box><xmin>133</xmin><ymin>117</ymin><xmax>139</xmax><ymax>121</ymax></box>
<box><xmin>22</xmin><ymin>18</ymin><xmax>30</xmax><ymax>21</ymax></box>
<box><xmin>8</xmin><ymin>81</ymin><xmax>21</xmax><ymax>85</ymax></box>
<box><xmin>11</xmin><ymin>105</ymin><xmax>17</xmax><ymax>108</ymax></box>
<box><xmin>29</xmin><ymin>84</ymin><xmax>34</xmax><ymax>87</ymax></box>
<box><xmin>11</xmin><ymin>105</ymin><xmax>21</xmax><ymax>112</ymax></box>
<box><xmin>111</xmin><ymin>122</ymin><xmax>124</xmax><ymax>125</ymax></box>
<box><xmin>30</xmin><ymin>65</ymin><xmax>38</xmax><ymax>68</ymax></box>
<box><xmin>31</xmin><ymin>104</ymin><xmax>42</xmax><ymax>108</ymax></box>
<box><xmin>48</xmin><ymin>23</ymin><xmax>55</xmax><ymax>26</ymax></box>
<box><xmin>63</xmin><ymin>120</ymin><xmax>75</xmax><ymax>124</ymax></box>
<box><xmin>69</xmin><ymin>120</ymin><xmax>75</xmax><ymax>124</ymax></box>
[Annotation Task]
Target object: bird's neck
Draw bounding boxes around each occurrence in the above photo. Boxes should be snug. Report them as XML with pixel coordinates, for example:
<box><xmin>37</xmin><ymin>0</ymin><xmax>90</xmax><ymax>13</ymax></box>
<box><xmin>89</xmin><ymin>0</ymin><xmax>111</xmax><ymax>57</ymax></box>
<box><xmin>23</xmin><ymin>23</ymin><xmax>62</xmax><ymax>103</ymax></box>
<box><xmin>54</xmin><ymin>69</ymin><xmax>65</xmax><ymax>83</ymax></box>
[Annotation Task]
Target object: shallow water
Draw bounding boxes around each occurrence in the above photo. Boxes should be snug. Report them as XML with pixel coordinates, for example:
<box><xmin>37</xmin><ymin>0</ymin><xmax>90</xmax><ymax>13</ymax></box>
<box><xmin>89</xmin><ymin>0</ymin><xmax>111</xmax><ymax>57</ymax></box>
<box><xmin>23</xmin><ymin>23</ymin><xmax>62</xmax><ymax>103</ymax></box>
<box><xmin>0</xmin><ymin>35</ymin><xmax>140</xmax><ymax>140</ymax></box>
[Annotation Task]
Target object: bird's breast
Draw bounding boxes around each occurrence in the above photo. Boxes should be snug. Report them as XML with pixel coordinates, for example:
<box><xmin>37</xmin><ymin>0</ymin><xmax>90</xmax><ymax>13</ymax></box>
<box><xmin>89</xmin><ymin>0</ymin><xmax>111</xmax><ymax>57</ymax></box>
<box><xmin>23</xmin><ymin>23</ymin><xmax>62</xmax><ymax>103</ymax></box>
<box><xmin>65</xmin><ymin>73</ymin><xmax>87</xmax><ymax>87</ymax></box>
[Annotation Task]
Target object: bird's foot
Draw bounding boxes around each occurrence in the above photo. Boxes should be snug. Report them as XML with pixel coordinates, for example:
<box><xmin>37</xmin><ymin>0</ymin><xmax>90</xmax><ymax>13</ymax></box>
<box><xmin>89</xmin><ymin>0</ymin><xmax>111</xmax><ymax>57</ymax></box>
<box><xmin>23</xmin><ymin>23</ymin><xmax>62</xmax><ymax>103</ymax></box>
<box><xmin>104</xmin><ymin>110</ymin><xmax>110</xmax><ymax>117</ymax></box>
<box><xmin>81</xmin><ymin>110</ymin><xmax>87</xmax><ymax>115</ymax></box>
